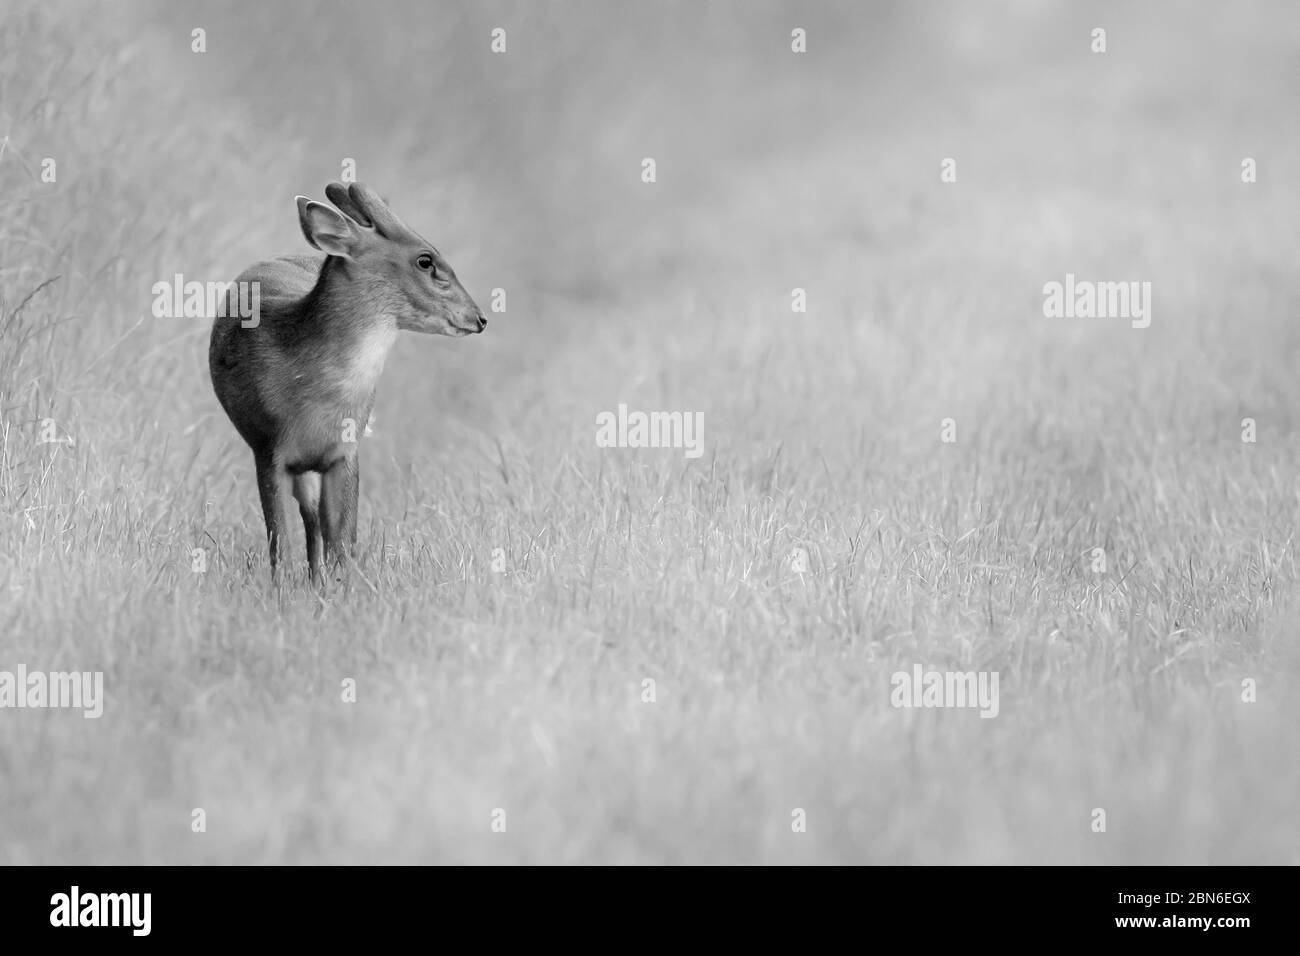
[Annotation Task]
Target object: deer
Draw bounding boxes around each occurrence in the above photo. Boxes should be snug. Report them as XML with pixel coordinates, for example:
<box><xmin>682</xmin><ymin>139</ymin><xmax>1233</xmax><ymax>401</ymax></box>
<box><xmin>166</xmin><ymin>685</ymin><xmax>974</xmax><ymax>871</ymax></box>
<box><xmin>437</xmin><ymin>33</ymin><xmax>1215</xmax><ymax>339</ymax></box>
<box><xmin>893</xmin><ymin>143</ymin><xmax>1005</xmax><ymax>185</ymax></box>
<box><xmin>208</xmin><ymin>182</ymin><xmax>486</xmax><ymax>585</ymax></box>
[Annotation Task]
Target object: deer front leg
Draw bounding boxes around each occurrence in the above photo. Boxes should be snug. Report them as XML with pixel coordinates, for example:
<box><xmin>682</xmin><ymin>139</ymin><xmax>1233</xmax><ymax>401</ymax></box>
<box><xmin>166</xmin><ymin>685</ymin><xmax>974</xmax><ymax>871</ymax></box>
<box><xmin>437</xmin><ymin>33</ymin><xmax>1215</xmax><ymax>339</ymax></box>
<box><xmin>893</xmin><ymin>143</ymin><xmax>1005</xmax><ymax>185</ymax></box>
<box><xmin>293</xmin><ymin>471</ymin><xmax>324</xmax><ymax>586</ymax></box>
<box><xmin>320</xmin><ymin>454</ymin><xmax>359</xmax><ymax>570</ymax></box>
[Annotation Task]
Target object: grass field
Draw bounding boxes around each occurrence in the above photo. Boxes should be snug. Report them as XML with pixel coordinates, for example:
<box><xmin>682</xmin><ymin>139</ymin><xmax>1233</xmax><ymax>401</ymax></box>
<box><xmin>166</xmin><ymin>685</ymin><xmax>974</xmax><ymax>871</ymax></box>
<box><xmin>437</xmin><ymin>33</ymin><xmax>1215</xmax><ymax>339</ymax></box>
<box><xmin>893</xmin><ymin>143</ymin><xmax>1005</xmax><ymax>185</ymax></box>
<box><xmin>2</xmin><ymin>0</ymin><xmax>1299</xmax><ymax>864</ymax></box>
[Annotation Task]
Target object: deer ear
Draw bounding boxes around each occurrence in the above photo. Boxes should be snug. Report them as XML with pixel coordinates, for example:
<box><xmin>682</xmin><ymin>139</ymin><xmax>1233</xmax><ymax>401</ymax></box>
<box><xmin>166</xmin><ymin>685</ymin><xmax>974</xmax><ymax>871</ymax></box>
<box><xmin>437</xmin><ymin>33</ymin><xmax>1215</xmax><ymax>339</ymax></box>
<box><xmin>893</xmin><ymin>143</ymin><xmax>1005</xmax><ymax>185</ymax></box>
<box><xmin>296</xmin><ymin>196</ymin><xmax>361</xmax><ymax>257</ymax></box>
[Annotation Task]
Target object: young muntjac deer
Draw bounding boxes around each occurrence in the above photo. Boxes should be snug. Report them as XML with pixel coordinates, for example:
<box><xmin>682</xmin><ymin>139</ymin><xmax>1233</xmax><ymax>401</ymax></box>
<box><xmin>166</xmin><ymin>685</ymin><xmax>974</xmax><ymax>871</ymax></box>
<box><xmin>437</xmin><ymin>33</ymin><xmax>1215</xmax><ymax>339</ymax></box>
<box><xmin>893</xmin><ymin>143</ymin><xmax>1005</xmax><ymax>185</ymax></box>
<box><xmin>209</xmin><ymin>182</ymin><xmax>485</xmax><ymax>583</ymax></box>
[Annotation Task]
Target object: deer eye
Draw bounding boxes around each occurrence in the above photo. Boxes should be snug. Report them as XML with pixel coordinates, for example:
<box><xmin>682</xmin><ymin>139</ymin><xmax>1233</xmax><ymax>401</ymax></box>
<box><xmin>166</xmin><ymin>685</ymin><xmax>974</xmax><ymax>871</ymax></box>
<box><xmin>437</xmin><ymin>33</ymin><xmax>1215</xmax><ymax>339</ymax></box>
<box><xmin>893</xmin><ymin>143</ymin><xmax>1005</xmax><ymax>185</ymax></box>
<box><xmin>416</xmin><ymin>253</ymin><xmax>435</xmax><ymax>272</ymax></box>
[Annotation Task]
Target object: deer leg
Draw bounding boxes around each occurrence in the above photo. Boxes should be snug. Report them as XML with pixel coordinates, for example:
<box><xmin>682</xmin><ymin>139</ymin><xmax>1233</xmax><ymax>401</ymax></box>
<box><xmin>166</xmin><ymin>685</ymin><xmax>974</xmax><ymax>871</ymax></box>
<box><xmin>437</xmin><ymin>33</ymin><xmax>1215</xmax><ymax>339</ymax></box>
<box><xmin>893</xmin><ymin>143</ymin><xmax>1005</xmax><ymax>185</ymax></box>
<box><xmin>254</xmin><ymin>452</ymin><xmax>292</xmax><ymax>583</ymax></box>
<box><xmin>293</xmin><ymin>471</ymin><xmax>324</xmax><ymax>585</ymax></box>
<box><xmin>320</xmin><ymin>455</ymin><xmax>360</xmax><ymax>570</ymax></box>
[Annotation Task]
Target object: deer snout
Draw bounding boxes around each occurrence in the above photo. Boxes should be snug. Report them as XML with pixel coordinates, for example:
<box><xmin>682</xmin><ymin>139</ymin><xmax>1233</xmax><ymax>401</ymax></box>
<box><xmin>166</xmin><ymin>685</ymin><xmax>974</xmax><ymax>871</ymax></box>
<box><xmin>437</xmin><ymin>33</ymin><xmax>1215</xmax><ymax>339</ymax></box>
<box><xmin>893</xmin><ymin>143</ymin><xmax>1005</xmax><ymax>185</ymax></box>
<box><xmin>475</xmin><ymin>313</ymin><xmax>487</xmax><ymax>333</ymax></box>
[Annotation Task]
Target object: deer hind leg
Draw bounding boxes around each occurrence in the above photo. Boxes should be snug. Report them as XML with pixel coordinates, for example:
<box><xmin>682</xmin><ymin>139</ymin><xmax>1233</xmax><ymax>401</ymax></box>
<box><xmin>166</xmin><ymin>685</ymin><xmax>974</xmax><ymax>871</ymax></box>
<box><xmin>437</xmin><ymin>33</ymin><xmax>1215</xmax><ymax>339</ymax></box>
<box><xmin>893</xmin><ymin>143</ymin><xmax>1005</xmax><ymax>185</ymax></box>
<box><xmin>293</xmin><ymin>471</ymin><xmax>324</xmax><ymax>585</ymax></box>
<box><xmin>320</xmin><ymin>455</ymin><xmax>360</xmax><ymax>571</ymax></box>
<box><xmin>254</xmin><ymin>452</ymin><xmax>292</xmax><ymax>583</ymax></box>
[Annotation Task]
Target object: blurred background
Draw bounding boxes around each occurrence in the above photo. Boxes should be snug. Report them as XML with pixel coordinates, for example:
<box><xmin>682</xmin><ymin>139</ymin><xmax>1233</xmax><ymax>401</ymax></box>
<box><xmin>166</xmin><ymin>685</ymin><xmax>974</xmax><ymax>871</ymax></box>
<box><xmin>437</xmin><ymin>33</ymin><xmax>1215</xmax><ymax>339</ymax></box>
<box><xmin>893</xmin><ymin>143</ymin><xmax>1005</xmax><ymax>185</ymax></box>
<box><xmin>7</xmin><ymin>0</ymin><xmax>1300</xmax><ymax>474</ymax></box>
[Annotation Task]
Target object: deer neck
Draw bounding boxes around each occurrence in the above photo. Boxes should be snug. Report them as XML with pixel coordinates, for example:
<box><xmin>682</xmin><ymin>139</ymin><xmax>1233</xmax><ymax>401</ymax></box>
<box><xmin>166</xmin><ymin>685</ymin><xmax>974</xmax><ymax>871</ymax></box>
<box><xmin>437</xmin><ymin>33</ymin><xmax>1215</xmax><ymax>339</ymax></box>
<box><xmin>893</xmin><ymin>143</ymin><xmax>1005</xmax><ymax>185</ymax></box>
<box><xmin>297</xmin><ymin>256</ymin><xmax>399</xmax><ymax>399</ymax></box>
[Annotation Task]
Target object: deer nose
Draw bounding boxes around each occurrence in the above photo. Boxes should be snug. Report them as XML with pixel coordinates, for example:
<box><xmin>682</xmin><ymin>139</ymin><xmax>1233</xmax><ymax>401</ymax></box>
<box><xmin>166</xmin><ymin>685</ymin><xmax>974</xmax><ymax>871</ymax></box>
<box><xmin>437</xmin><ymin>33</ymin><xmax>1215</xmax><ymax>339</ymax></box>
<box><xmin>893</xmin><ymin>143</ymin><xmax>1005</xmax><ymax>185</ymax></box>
<box><xmin>476</xmin><ymin>314</ymin><xmax>487</xmax><ymax>333</ymax></box>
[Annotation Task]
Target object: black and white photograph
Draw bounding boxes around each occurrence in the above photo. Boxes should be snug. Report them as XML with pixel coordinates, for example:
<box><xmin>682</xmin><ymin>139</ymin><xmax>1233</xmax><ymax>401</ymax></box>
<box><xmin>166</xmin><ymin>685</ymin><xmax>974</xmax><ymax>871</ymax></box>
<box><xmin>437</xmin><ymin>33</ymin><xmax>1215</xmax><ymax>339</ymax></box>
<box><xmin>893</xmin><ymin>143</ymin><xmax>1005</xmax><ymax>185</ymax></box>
<box><xmin>0</xmin><ymin>0</ymin><xmax>1295</xmax><ymax>912</ymax></box>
